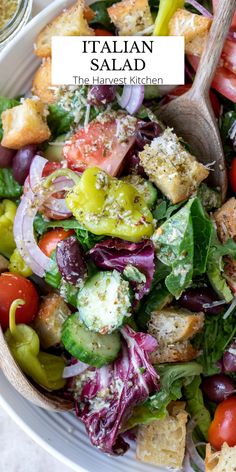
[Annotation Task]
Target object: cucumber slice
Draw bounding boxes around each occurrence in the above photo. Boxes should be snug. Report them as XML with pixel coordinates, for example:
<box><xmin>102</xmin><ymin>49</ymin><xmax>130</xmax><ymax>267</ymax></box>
<box><xmin>61</xmin><ymin>313</ymin><xmax>121</xmax><ymax>367</ymax></box>
<box><xmin>44</xmin><ymin>134</ymin><xmax>67</xmax><ymax>162</ymax></box>
<box><xmin>77</xmin><ymin>270</ymin><xmax>131</xmax><ymax>333</ymax></box>
<box><xmin>122</xmin><ymin>175</ymin><xmax>157</xmax><ymax>208</ymax></box>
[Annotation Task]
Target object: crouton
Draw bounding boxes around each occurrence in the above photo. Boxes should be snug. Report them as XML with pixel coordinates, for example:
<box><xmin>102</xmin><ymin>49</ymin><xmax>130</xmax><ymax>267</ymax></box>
<box><xmin>148</xmin><ymin>307</ymin><xmax>204</xmax><ymax>364</ymax></box>
<box><xmin>223</xmin><ymin>257</ymin><xmax>236</xmax><ymax>294</ymax></box>
<box><xmin>0</xmin><ymin>255</ymin><xmax>9</xmax><ymax>273</ymax></box>
<box><xmin>108</xmin><ymin>0</ymin><xmax>153</xmax><ymax>36</ymax></box>
<box><xmin>136</xmin><ymin>401</ymin><xmax>188</xmax><ymax>468</ymax></box>
<box><xmin>205</xmin><ymin>443</ymin><xmax>236</xmax><ymax>472</ymax></box>
<box><xmin>33</xmin><ymin>293</ymin><xmax>71</xmax><ymax>349</ymax></box>
<box><xmin>168</xmin><ymin>8</ymin><xmax>212</xmax><ymax>43</ymax></box>
<box><xmin>214</xmin><ymin>198</ymin><xmax>236</xmax><ymax>243</ymax></box>
<box><xmin>35</xmin><ymin>0</ymin><xmax>94</xmax><ymax>57</ymax></box>
<box><xmin>1</xmin><ymin>99</ymin><xmax>51</xmax><ymax>149</ymax></box>
<box><xmin>139</xmin><ymin>128</ymin><xmax>209</xmax><ymax>204</ymax></box>
<box><xmin>32</xmin><ymin>58</ymin><xmax>57</xmax><ymax>104</ymax></box>
<box><xmin>185</xmin><ymin>31</ymin><xmax>208</xmax><ymax>56</ymax></box>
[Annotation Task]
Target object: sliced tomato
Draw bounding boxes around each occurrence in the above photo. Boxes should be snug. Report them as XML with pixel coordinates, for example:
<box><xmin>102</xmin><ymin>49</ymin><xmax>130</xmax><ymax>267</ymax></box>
<box><xmin>221</xmin><ymin>39</ymin><xmax>236</xmax><ymax>75</ymax></box>
<box><xmin>63</xmin><ymin>117</ymin><xmax>135</xmax><ymax>176</ymax></box>
<box><xmin>162</xmin><ymin>84</ymin><xmax>221</xmax><ymax>117</ymax></box>
<box><xmin>42</xmin><ymin>161</ymin><xmax>62</xmax><ymax>177</ymax></box>
<box><xmin>95</xmin><ymin>29</ymin><xmax>113</xmax><ymax>36</ymax></box>
<box><xmin>188</xmin><ymin>55</ymin><xmax>236</xmax><ymax>103</ymax></box>
<box><xmin>38</xmin><ymin>228</ymin><xmax>74</xmax><ymax>257</ymax></box>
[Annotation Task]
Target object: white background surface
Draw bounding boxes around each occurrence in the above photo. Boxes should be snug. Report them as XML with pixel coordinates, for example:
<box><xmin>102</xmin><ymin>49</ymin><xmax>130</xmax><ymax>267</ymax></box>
<box><xmin>0</xmin><ymin>407</ymin><xmax>72</xmax><ymax>472</ymax></box>
<box><xmin>1</xmin><ymin>1</ymin><xmax>71</xmax><ymax>471</ymax></box>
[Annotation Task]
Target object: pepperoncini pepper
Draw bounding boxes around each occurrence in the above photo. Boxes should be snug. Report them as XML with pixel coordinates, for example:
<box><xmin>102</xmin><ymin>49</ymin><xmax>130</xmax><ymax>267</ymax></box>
<box><xmin>5</xmin><ymin>299</ymin><xmax>66</xmax><ymax>391</ymax></box>
<box><xmin>9</xmin><ymin>248</ymin><xmax>33</xmax><ymax>277</ymax></box>
<box><xmin>65</xmin><ymin>167</ymin><xmax>154</xmax><ymax>243</ymax></box>
<box><xmin>153</xmin><ymin>0</ymin><xmax>184</xmax><ymax>36</ymax></box>
<box><xmin>0</xmin><ymin>199</ymin><xmax>16</xmax><ymax>258</ymax></box>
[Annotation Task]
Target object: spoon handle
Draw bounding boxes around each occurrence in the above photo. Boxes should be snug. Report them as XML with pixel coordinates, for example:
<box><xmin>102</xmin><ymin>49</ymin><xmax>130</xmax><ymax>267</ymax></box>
<box><xmin>191</xmin><ymin>0</ymin><xmax>236</xmax><ymax>97</ymax></box>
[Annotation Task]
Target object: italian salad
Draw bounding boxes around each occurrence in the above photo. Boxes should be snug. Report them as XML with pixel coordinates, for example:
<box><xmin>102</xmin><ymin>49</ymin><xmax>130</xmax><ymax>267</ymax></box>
<box><xmin>0</xmin><ymin>0</ymin><xmax>236</xmax><ymax>470</ymax></box>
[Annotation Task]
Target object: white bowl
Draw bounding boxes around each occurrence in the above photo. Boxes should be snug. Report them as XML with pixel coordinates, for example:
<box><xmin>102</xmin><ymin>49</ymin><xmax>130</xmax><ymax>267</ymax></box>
<box><xmin>0</xmin><ymin>2</ymin><xmax>167</xmax><ymax>471</ymax></box>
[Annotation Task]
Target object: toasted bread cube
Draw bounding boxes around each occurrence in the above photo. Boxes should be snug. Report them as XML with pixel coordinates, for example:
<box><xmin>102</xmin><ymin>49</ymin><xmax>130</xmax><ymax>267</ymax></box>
<box><xmin>108</xmin><ymin>0</ymin><xmax>153</xmax><ymax>36</ymax></box>
<box><xmin>214</xmin><ymin>198</ymin><xmax>236</xmax><ymax>242</ymax></box>
<box><xmin>1</xmin><ymin>98</ymin><xmax>51</xmax><ymax>149</ymax></box>
<box><xmin>35</xmin><ymin>0</ymin><xmax>94</xmax><ymax>57</ymax></box>
<box><xmin>168</xmin><ymin>8</ymin><xmax>212</xmax><ymax>43</ymax></box>
<box><xmin>33</xmin><ymin>293</ymin><xmax>71</xmax><ymax>349</ymax></box>
<box><xmin>185</xmin><ymin>31</ymin><xmax>208</xmax><ymax>56</ymax></box>
<box><xmin>148</xmin><ymin>307</ymin><xmax>204</xmax><ymax>344</ymax></box>
<box><xmin>136</xmin><ymin>401</ymin><xmax>188</xmax><ymax>468</ymax></box>
<box><xmin>150</xmin><ymin>340</ymin><xmax>200</xmax><ymax>364</ymax></box>
<box><xmin>139</xmin><ymin>128</ymin><xmax>209</xmax><ymax>204</ymax></box>
<box><xmin>32</xmin><ymin>58</ymin><xmax>57</xmax><ymax>104</ymax></box>
<box><xmin>148</xmin><ymin>307</ymin><xmax>204</xmax><ymax>364</ymax></box>
<box><xmin>205</xmin><ymin>443</ymin><xmax>236</xmax><ymax>472</ymax></box>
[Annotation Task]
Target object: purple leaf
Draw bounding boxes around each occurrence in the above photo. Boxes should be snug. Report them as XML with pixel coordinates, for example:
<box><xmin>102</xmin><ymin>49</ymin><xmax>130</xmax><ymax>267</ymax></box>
<box><xmin>71</xmin><ymin>325</ymin><xmax>159</xmax><ymax>455</ymax></box>
<box><xmin>89</xmin><ymin>238</ymin><xmax>155</xmax><ymax>301</ymax></box>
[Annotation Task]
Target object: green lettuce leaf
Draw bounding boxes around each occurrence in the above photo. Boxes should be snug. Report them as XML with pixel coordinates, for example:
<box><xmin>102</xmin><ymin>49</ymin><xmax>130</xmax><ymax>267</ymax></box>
<box><xmin>207</xmin><ymin>232</ymin><xmax>236</xmax><ymax>302</ymax></box>
<box><xmin>184</xmin><ymin>376</ymin><xmax>211</xmax><ymax>441</ymax></box>
<box><xmin>0</xmin><ymin>168</ymin><xmax>22</xmax><ymax>198</ymax></box>
<box><xmin>0</xmin><ymin>96</ymin><xmax>19</xmax><ymax>140</ymax></box>
<box><xmin>47</xmin><ymin>104</ymin><xmax>74</xmax><ymax>138</ymax></box>
<box><xmin>152</xmin><ymin>197</ymin><xmax>213</xmax><ymax>297</ymax></box>
<box><xmin>125</xmin><ymin>362</ymin><xmax>202</xmax><ymax>430</ymax></box>
<box><xmin>193</xmin><ymin>312</ymin><xmax>236</xmax><ymax>376</ymax></box>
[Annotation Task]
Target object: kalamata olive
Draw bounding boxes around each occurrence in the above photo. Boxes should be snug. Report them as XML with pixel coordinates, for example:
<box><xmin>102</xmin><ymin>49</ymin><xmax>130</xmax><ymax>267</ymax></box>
<box><xmin>201</xmin><ymin>374</ymin><xmax>235</xmax><ymax>403</ymax></box>
<box><xmin>123</xmin><ymin>152</ymin><xmax>146</xmax><ymax>177</ymax></box>
<box><xmin>0</xmin><ymin>144</ymin><xmax>16</xmax><ymax>168</ymax></box>
<box><xmin>88</xmin><ymin>85</ymin><xmax>117</xmax><ymax>105</ymax></box>
<box><xmin>223</xmin><ymin>340</ymin><xmax>236</xmax><ymax>373</ymax></box>
<box><xmin>178</xmin><ymin>287</ymin><xmax>225</xmax><ymax>315</ymax></box>
<box><xmin>56</xmin><ymin>236</ymin><xmax>87</xmax><ymax>285</ymax></box>
<box><xmin>12</xmin><ymin>144</ymin><xmax>37</xmax><ymax>184</ymax></box>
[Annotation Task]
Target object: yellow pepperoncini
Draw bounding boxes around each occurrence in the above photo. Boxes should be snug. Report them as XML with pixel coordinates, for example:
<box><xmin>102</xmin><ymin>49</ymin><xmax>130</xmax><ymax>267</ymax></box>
<box><xmin>65</xmin><ymin>167</ymin><xmax>154</xmax><ymax>243</ymax></box>
<box><xmin>153</xmin><ymin>0</ymin><xmax>184</xmax><ymax>36</ymax></box>
<box><xmin>9</xmin><ymin>248</ymin><xmax>33</xmax><ymax>277</ymax></box>
<box><xmin>5</xmin><ymin>299</ymin><xmax>66</xmax><ymax>391</ymax></box>
<box><xmin>0</xmin><ymin>199</ymin><xmax>16</xmax><ymax>258</ymax></box>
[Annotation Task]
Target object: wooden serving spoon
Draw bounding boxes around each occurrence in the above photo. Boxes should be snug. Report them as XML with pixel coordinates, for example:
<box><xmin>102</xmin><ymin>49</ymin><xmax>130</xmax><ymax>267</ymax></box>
<box><xmin>158</xmin><ymin>0</ymin><xmax>236</xmax><ymax>200</ymax></box>
<box><xmin>0</xmin><ymin>325</ymin><xmax>73</xmax><ymax>411</ymax></box>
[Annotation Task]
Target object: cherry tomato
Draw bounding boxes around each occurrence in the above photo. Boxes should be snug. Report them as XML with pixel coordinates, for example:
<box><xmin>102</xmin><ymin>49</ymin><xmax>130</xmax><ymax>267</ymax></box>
<box><xmin>208</xmin><ymin>396</ymin><xmax>236</xmax><ymax>450</ymax></box>
<box><xmin>163</xmin><ymin>84</ymin><xmax>221</xmax><ymax>118</ymax></box>
<box><xmin>42</xmin><ymin>161</ymin><xmax>62</xmax><ymax>177</ymax></box>
<box><xmin>229</xmin><ymin>157</ymin><xmax>236</xmax><ymax>193</ymax></box>
<box><xmin>63</xmin><ymin>117</ymin><xmax>135</xmax><ymax>176</ymax></box>
<box><xmin>0</xmin><ymin>273</ymin><xmax>39</xmax><ymax>331</ymax></box>
<box><xmin>95</xmin><ymin>29</ymin><xmax>113</xmax><ymax>36</ymax></box>
<box><xmin>38</xmin><ymin>228</ymin><xmax>74</xmax><ymax>257</ymax></box>
<box><xmin>188</xmin><ymin>55</ymin><xmax>236</xmax><ymax>103</ymax></box>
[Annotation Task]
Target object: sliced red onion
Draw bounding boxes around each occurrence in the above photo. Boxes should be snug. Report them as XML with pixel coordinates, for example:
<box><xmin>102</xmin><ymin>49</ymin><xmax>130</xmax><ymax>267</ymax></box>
<box><xmin>29</xmin><ymin>155</ymin><xmax>48</xmax><ymax>190</ymax></box>
<box><xmin>186</xmin><ymin>420</ymin><xmax>205</xmax><ymax>472</ymax></box>
<box><xmin>63</xmin><ymin>361</ymin><xmax>89</xmax><ymax>378</ymax></box>
<box><xmin>117</xmin><ymin>85</ymin><xmax>144</xmax><ymax>115</ymax></box>
<box><xmin>117</xmin><ymin>86</ymin><xmax>132</xmax><ymax>109</ymax></box>
<box><xmin>43</xmin><ymin>197</ymin><xmax>72</xmax><ymax>217</ymax></box>
<box><xmin>229</xmin><ymin>120</ymin><xmax>236</xmax><ymax>140</ymax></box>
<box><xmin>185</xmin><ymin>0</ymin><xmax>213</xmax><ymax>18</ymax></box>
<box><xmin>228</xmin><ymin>30</ymin><xmax>236</xmax><ymax>42</ymax></box>
<box><xmin>183</xmin><ymin>453</ymin><xmax>195</xmax><ymax>472</ymax></box>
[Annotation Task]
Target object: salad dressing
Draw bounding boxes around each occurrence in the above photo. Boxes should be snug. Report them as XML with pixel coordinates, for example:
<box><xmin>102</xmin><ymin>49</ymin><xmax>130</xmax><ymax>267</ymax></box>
<box><xmin>0</xmin><ymin>0</ymin><xmax>19</xmax><ymax>30</ymax></box>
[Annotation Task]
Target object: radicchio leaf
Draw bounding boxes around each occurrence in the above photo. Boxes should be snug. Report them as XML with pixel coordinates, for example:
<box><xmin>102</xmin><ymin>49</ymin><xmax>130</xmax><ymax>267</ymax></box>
<box><xmin>89</xmin><ymin>238</ymin><xmax>155</xmax><ymax>301</ymax></box>
<box><xmin>71</xmin><ymin>325</ymin><xmax>159</xmax><ymax>455</ymax></box>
